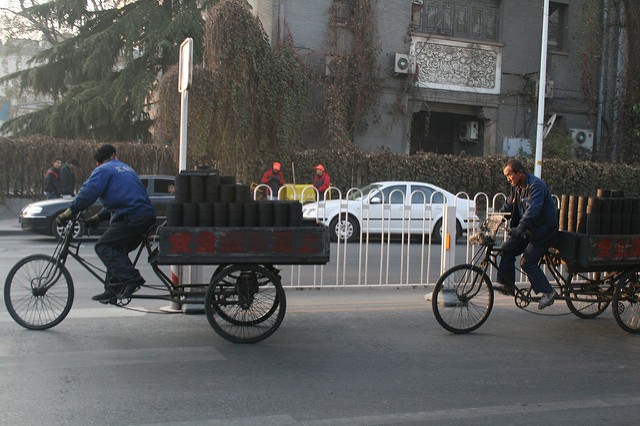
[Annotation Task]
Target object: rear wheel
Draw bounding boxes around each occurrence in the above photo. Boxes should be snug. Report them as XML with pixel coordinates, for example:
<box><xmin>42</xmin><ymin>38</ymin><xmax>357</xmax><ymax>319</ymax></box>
<box><xmin>612</xmin><ymin>268</ymin><xmax>640</xmax><ymax>333</ymax></box>
<box><xmin>205</xmin><ymin>264</ymin><xmax>286</xmax><ymax>343</ymax></box>
<box><xmin>431</xmin><ymin>219</ymin><xmax>462</xmax><ymax>244</ymax></box>
<box><xmin>4</xmin><ymin>254</ymin><xmax>74</xmax><ymax>330</ymax></box>
<box><xmin>564</xmin><ymin>272</ymin><xmax>613</xmax><ymax>318</ymax></box>
<box><xmin>432</xmin><ymin>264</ymin><xmax>494</xmax><ymax>333</ymax></box>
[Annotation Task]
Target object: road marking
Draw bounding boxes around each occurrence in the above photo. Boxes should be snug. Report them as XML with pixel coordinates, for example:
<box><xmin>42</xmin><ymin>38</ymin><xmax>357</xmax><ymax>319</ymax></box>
<box><xmin>0</xmin><ymin>346</ymin><xmax>224</xmax><ymax>370</ymax></box>
<box><xmin>134</xmin><ymin>396</ymin><xmax>640</xmax><ymax>425</ymax></box>
<box><xmin>0</xmin><ymin>306</ymin><xmax>149</xmax><ymax>323</ymax></box>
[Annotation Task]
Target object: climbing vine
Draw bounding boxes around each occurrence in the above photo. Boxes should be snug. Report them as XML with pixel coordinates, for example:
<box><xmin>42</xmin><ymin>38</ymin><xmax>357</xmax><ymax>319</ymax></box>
<box><xmin>154</xmin><ymin>0</ymin><xmax>309</xmax><ymax>183</ymax></box>
<box><xmin>323</xmin><ymin>0</ymin><xmax>382</xmax><ymax>148</ymax></box>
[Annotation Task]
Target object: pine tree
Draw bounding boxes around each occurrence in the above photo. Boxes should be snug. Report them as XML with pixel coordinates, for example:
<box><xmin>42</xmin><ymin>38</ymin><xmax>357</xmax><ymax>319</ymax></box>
<box><xmin>0</xmin><ymin>0</ymin><xmax>216</xmax><ymax>141</ymax></box>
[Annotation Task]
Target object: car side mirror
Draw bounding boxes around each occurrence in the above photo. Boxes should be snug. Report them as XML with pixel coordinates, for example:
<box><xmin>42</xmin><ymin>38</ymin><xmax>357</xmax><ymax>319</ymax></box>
<box><xmin>370</xmin><ymin>196</ymin><xmax>382</xmax><ymax>204</ymax></box>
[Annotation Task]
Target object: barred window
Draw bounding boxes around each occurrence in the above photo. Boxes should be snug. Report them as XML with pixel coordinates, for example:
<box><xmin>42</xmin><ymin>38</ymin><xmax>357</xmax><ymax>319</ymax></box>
<box><xmin>412</xmin><ymin>0</ymin><xmax>499</xmax><ymax>42</ymax></box>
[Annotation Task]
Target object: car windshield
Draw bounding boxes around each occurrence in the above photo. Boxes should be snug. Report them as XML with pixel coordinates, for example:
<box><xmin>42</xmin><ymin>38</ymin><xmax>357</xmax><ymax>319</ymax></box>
<box><xmin>347</xmin><ymin>184</ymin><xmax>383</xmax><ymax>201</ymax></box>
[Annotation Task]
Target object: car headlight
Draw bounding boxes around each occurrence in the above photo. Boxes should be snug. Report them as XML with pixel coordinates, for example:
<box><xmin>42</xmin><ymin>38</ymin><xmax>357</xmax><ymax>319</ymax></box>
<box><xmin>22</xmin><ymin>206</ymin><xmax>44</xmax><ymax>216</ymax></box>
<box><xmin>302</xmin><ymin>207</ymin><xmax>317</xmax><ymax>218</ymax></box>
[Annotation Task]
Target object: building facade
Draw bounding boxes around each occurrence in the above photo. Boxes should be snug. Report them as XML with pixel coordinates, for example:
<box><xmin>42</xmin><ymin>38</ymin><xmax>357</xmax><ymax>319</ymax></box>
<box><xmin>248</xmin><ymin>0</ymin><xmax>604</xmax><ymax>158</ymax></box>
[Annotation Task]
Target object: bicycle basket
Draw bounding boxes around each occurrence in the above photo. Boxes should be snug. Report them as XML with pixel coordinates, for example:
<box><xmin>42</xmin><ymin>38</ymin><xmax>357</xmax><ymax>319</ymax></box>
<box><xmin>469</xmin><ymin>213</ymin><xmax>508</xmax><ymax>245</ymax></box>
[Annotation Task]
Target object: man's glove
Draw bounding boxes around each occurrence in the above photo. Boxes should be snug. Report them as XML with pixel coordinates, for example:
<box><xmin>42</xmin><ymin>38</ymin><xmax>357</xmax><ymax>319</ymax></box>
<box><xmin>56</xmin><ymin>208</ymin><xmax>73</xmax><ymax>226</ymax></box>
<box><xmin>85</xmin><ymin>214</ymin><xmax>102</xmax><ymax>229</ymax></box>
<box><xmin>508</xmin><ymin>227</ymin><xmax>529</xmax><ymax>239</ymax></box>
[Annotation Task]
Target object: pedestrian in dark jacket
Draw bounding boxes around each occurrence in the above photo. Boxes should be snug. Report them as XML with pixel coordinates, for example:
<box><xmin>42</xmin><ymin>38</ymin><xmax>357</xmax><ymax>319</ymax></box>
<box><xmin>493</xmin><ymin>158</ymin><xmax>559</xmax><ymax>309</ymax></box>
<box><xmin>56</xmin><ymin>145</ymin><xmax>156</xmax><ymax>302</ymax></box>
<box><xmin>60</xmin><ymin>159</ymin><xmax>79</xmax><ymax>196</ymax></box>
<box><xmin>43</xmin><ymin>158</ymin><xmax>63</xmax><ymax>199</ymax></box>
<box><xmin>261</xmin><ymin>162</ymin><xmax>285</xmax><ymax>199</ymax></box>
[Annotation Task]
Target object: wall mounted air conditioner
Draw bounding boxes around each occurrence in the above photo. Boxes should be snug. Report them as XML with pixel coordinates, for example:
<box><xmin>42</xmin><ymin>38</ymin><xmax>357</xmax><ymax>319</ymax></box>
<box><xmin>459</xmin><ymin>121</ymin><xmax>479</xmax><ymax>142</ymax></box>
<box><xmin>394</xmin><ymin>53</ymin><xmax>411</xmax><ymax>75</ymax></box>
<box><xmin>570</xmin><ymin>128</ymin><xmax>594</xmax><ymax>151</ymax></box>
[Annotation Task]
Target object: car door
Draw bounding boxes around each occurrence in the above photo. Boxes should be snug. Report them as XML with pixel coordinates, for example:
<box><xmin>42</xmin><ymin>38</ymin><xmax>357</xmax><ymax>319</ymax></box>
<box><xmin>146</xmin><ymin>177</ymin><xmax>175</xmax><ymax>219</ymax></box>
<box><xmin>366</xmin><ymin>184</ymin><xmax>407</xmax><ymax>234</ymax></box>
<box><xmin>410</xmin><ymin>184</ymin><xmax>444</xmax><ymax>234</ymax></box>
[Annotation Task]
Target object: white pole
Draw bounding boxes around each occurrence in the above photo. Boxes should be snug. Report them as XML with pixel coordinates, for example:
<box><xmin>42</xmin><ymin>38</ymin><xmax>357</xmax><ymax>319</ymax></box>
<box><xmin>179</xmin><ymin>90</ymin><xmax>188</xmax><ymax>172</ymax></box>
<box><xmin>534</xmin><ymin>0</ymin><xmax>550</xmax><ymax>178</ymax></box>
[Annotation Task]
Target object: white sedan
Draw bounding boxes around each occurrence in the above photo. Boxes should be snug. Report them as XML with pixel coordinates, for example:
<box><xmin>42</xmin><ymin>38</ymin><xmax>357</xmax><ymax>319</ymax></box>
<box><xmin>302</xmin><ymin>181</ymin><xmax>478</xmax><ymax>243</ymax></box>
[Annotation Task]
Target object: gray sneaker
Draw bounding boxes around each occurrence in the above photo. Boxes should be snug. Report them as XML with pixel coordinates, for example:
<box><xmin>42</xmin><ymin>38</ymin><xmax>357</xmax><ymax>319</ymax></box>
<box><xmin>538</xmin><ymin>290</ymin><xmax>558</xmax><ymax>310</ymax></box>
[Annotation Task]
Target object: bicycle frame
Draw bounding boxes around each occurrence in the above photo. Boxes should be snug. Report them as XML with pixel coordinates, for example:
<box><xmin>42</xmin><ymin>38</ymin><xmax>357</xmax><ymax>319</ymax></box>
<box><xmin>54</xmin><ymin>216</ymin><xmax>201</xmax><ymax>302</ymax></box>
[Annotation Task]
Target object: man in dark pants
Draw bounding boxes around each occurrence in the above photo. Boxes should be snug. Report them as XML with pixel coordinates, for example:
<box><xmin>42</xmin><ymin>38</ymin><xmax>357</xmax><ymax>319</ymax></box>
<box><xmin>493</xmin><ymin>158</ymin><xmax>559</xmax><ymax>310</ymax></box>
<box><xmin>56</xmin><ymin>145</ymin><xmax>156</xmax><ymax>301</ymax></box>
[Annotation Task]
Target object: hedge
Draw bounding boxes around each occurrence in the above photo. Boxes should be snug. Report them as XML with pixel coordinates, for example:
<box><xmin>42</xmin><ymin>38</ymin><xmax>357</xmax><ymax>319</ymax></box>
<box><xmin>2</xmin><ymin>137</ymin><xmax>638</xmax><ymax>203</ymax></box>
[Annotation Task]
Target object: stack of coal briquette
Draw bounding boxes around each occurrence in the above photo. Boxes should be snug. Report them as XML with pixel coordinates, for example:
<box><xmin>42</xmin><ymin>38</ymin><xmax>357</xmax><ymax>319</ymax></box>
<box><xmin>558</xmin><ymin>189</ymin><xmax>640</xmax><ymax>235</ymax></box>
<box><xmin>165</xmin><ymin>171</ymin><xmax>302</xmax><ymax>227</ymax></box>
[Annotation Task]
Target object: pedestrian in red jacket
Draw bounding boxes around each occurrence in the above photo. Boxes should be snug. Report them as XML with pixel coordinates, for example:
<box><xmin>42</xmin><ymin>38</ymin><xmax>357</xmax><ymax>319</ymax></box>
<box><xmin>261</xmin><ymin>162</ymin><xmax>285</xmax><ymax>199</ymax></box>
<box><xmin>313</xmin><ymin>164</ymin><xmax>331</xmax><ymax>198</ymax></box>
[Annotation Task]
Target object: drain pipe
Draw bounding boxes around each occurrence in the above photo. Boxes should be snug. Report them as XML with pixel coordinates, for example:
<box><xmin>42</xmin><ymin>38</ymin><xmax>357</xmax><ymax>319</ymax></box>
<box><xmin>595</xmin><ymin>0</ymin><xmax>608</xmax><ymax>159</ymax></box>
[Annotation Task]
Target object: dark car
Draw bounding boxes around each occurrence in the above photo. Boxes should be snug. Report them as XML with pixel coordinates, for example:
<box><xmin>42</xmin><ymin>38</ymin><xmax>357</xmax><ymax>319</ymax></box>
<box><xmin>20</xmin><ymin>175</ymin><xmax>175</xmax><ymax>239</ymax></box>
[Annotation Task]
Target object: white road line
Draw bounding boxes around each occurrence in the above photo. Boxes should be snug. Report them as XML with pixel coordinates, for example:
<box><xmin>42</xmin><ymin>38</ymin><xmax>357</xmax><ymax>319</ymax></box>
<box><xmin>0</xmin><ymin>346</ymin><xmax>225</xmax><ymax>369</ymax></box>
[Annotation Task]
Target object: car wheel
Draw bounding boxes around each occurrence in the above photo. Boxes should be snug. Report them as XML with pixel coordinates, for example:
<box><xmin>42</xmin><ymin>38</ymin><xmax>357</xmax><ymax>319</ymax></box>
<box><xmin>329</xmin><ymin>215</ymin><xmax>359</xmax><ymax>243</ymax></box>
<box><xmin>431</xmin><ymin>219</ymin><xmax>462</xmax><ymax>244</ymax></box>
<box><xmin>51</xmin><ymin>219</ymin><xmax>85</xmax><ymax>240</ymax></box>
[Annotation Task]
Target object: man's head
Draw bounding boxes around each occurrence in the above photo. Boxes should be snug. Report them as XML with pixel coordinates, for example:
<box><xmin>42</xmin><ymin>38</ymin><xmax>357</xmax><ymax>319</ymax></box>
<box><xmin>68</xmin><ymin>159</ymin><xmax>79</xmax><ymax>169</ymax></box>
<box><xmin>314</xmin><ymin>164</ymin><xmax>325</xmax><ymax>176</ymax></box>
<box><xmin>52</xmin><ymin>158</ymin><xmax>63</xmax><ymax>169</ymax></box>
<box><xmin>94</xmin><ymin>144</ymin><xmax>116</xmax><ymax>164</ymax></box>
<box><xmin>503</xmin><ymin>158</ymin><xmax>527</xmax><ymax>188</ymax></box>
<box><xmin>272</xmin><ymin>162</ymin><xmax>281</xmax><ymax>172</ymax></box>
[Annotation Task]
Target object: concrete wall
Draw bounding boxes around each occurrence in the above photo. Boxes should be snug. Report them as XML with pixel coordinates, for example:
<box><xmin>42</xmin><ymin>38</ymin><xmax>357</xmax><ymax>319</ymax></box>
<box><xmin>249</xmin><ymin>0</ymin><xmax>597</xmax><ymax>157</ymax></box>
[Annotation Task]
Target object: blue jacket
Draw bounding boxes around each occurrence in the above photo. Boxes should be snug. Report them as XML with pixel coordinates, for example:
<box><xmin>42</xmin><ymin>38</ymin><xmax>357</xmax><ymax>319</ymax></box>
<box><xmin>501</xmin><ymin>173</ymin><xmax>557</xmax><ymax>241</ymax></box>
<box><xmin>70</xmin><ymin>159</ymin><xmax>155</xmax><ymax>223</ymax></box>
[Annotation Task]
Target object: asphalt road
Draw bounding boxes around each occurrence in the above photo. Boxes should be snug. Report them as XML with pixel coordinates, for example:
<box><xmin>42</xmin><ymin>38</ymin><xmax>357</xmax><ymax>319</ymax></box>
<box><xmin>1</xmin><ymin>231</ymin><xmax>640</xmax><ymax>425</ymax></box>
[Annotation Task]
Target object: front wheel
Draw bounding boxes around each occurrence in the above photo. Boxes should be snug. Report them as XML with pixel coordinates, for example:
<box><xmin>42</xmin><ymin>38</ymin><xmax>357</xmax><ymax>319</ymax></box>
<box><xmin>329</xmin><ymin>214</ymin><xmax>359</xmax><ymax>243</ymax></box>
<box><xmin>432</xmin><ymin>264</ymin><xmax>494</xmax><ymax>333</ymax></box>
<box><xmin>612</xmin><ymin>268</ymin><xmax>640</xmax><ymax>333</ymax></box>
<box><xmin>205</xmin><ymin>264</ymin><xmax>286</xmax><ymax>343</ymax></box>
<box><xmin>4</xmin><ymin>254</ymin><xmax>74</xmax><ymax>330</ymax></box>
<box><xmin>52</xmin><ymin>218</ymin><xmax>85</xmax><ymax>240</ymax></box>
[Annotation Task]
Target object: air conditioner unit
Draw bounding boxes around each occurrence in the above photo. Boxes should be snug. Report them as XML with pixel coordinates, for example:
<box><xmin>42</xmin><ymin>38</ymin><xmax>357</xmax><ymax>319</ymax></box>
<box><xmin>459</xmin><ymin>121</ymin><xmax>479</xmax><ymax>142</ymax></box>
<box><xmin>535</xmin><ymin>78</ymin><xmax>555</xmax><ymax>98</ymax></box>
<box><xmin>570</xmin><ymin>128</ymin><xmax>594</xmax><ymax>151</ymax></box>
<box><xmin>394</xmin><ymin>53</ymin><xmax>411</xmax><ymax>75</ymax></box>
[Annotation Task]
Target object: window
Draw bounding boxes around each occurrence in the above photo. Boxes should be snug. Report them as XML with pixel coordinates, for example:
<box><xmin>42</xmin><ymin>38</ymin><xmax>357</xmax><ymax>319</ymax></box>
<box><xmin>548</xmin><ymin>2</ymin><xmax>566</xmax><ymax>51</ymax></box>
<box><xmin>334</xmin><ymin>0</ymin><xmax>353</xmax><ymax>24</ymax></box>
<box><xmin>411</xmin><ymin>186</ymin><xmax>444</xmax><ymax>204</ymax></box>
<box><xmin>414</xmin><ymin>0</ymin><xmax>499</xmax><ymax>42</ymax></box>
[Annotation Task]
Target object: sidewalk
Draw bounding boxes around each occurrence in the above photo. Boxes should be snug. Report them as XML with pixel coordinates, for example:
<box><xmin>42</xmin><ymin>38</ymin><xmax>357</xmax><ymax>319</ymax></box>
<box><xmin>0</xmin><ymin>199</ymin><xmax>27</xmax><ymax>235</ymax></box>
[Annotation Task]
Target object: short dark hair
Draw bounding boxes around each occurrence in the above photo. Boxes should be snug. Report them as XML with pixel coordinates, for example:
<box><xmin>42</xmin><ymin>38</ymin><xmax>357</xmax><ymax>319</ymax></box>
<box><xmin>94</xmin><ymin>144</ymin><xmax>116</xmax><ymax>164</ymax></box>
<box><xmin>68</xmin><ymin>159</ymin><xmax>79</xmax><ymax>167</ymax></box>
<box><xmin>504</xmin><ymin>158</ymin><xmax>527</xmax><ymax>173</ymax></box>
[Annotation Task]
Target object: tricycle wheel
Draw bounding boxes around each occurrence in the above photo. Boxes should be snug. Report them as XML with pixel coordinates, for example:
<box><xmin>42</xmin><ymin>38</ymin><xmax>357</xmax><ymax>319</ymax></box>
<box><xmin>612</xmin><ymin>268</ymin><xmax>640</xmax><ymax>333</ymax></box>
<box><xmin>205</xmin><ymin>264</ymin><xmax>286</xmax><ymax>343</ymax></box>
<box><xmin>564</xmin><ymin>272</ymin><xmax>612</xmax><ymax>319</ymax></box>
<box><xmin>431</xmin><ymin>264</ymin><xmax>493</xmax><ymax>333</ymax></box>
<box><xmin>4</xmin><ymin>254</ymin><xmax>74</xmax><ymax>330</ymax></box>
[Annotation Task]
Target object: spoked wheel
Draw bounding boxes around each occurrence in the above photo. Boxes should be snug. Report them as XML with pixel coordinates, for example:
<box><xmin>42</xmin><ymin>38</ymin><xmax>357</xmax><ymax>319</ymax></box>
<box><xmin>432</xmin><ymin>264</ymin><xmax>494</xmax><ymax>333</ymax></box>
<box><xmin>4</xmin><ymin>254</ymin><xmax>74</xmax><ymax>330</ymax></box>
<box><xmin>205</xmin><ymin>264</ymin><xmax>286</xmax><ymax>343</ymax></box>
<box><xmin>612</xmin><ymin>268</ymin><xmax>640</xmax><ymax>333</ymax></box>
<box><xmin>564</xmin><ymin>272</ymin><xmax>613</xmax><ymax>319</ymax></box>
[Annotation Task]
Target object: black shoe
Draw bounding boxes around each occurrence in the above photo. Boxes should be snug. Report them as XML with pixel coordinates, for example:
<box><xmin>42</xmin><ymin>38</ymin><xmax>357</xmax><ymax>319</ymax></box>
<box><xmin>92</xmin><ymin>289</ymin><xmax>116</xmax><ymax>302</ymax></box>
<box><xmin>492</xmin><ymin>283</ymin><xmax>514</xmax><ymax>295</ymax></box>
<box><xmin>120</xmin><ymin>279</ymin><xmax>144</xmax><ymax>299</ymax></box>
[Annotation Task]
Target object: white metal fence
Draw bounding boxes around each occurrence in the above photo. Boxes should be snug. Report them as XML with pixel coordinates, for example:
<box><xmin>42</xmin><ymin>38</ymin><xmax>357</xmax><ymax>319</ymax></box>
<box><xmin>260</xmin><ymin>184</ymin><xmax>516</xmax><ymax>288</ymax></box>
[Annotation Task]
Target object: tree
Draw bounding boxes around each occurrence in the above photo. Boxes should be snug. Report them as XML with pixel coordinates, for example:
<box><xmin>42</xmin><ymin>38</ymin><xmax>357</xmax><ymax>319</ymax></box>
<box><xmin>0</xmin><ymin>0</ymin><xmax>217</xmax><ymax>141</ymax></box>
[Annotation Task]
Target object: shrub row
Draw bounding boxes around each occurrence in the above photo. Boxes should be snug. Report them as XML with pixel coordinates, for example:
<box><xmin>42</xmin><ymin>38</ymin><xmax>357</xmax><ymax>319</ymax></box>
<box><xmin>2</xmin><ymin>137</ymin><xmax>639</xmax><ymax>203</ymax></box>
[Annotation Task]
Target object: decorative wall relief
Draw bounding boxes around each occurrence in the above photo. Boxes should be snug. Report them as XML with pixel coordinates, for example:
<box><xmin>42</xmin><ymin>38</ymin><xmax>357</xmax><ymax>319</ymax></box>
<box><xmin>412</xmin><ymin>37</ymin><xmax>502</xmax><ymax>94</ymax></box>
